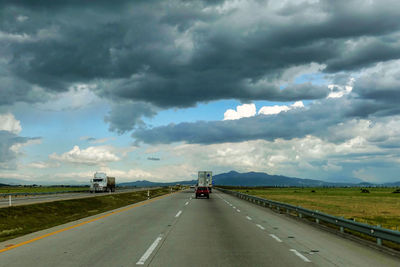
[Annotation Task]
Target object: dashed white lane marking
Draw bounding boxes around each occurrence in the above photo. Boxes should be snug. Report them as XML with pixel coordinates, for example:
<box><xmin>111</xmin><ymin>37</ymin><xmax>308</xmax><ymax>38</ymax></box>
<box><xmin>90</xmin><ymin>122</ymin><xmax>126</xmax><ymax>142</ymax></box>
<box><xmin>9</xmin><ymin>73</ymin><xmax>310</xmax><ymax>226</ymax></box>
<box><xmin>256</xmin><ymin>224</ymin><xmax>265</xmax><ymax>230</ymax></box>
<box><xmin>246</xmin><ymin>216</ymin><xmax>252</xmax><ymax>221</ymax></box>
<box><xmin>136</xmin><ymin>235</ymin><xmax>163</xmax><ymax>265</ymax></box>
<box><xmin>237</xmin><ymin>209</ymin><xmax>241</xmax><ymax>212</ymax></box>
<box><xmin>269</xmin><ymin>234</ymin><xmax>282</xmax><ymax>242</ymax></box>
<box><xmin>233</xmin><ymin>206</ymin><xmax>236</xmax><ymax>209</ymax></box>
<box><xmin>185</xmin><ymin>201</ymin><xmax>189</xmax><ymax>205</ymax></box>
<box><xmin>290</xmin><ymin>249</ymin><xmax>311</xmax><ymax>263</ymax></box>
<box><xmin>175</xmin><ymin>210</ymin><xmax>182</xmax><ymax>218</ymax></box>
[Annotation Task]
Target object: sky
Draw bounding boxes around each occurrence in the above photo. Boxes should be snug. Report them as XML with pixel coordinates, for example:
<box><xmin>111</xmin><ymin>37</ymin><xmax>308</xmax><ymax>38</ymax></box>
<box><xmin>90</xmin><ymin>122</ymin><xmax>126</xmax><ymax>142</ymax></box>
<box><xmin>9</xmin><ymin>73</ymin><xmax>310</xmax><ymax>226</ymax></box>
<box><xmin>1</xmin><ymin>0</ymin><xmax>400</xmax><ymax>184</ymax></box>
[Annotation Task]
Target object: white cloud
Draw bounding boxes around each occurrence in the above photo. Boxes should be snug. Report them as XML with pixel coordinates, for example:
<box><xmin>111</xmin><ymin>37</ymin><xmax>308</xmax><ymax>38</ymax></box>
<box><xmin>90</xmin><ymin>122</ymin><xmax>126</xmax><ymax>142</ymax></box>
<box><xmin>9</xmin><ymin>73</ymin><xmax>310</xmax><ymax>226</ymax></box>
<box><xmin>10</xmin><ymin>138</ymin><xmax>42</xmax><ymax>153</ymax></box>
<box><xmin>26</xmin><ymin>161</ymin><xmax>60</xmax><ymax>169</ymax></box>
<box><xmin>0</xmin><ymin>172</ymin><xmax>32</xmax><ymax>180</ymax></box>
<box><xmin>224</xmin><ymin>101</ymin><xmax>304</xmax><ymax>120</ymax></box>
<box><xmin>0</xmin><ymin>113</ymin><xmax>22</xmax><ymax>134</ymax></box>
<box><xmin>224</xmin><ymin>103</ymin><xmax>256</xmax><ymax>120</ymax></box>
<box><xmin>0</xmin><ymin>31</ymin><xmax>31</xmax><ymax>42</ymax></box>
<box><xmin>258</xmin><ymin>101</ymin><xmax>304</xmax><ymax>115</ymax></box>
<box><xmin>53</xmin><ymin>166</ymin><xmax>187</xmax><ymax>183</ymax></box>
<box><xmin>327</xmin><ymin>77</ymin><xmax>354</xmax><ymax>98</ymax></box>
<box><xmin>50</xmin><ymin>145</ymin><xmax>120</xmax><ymax>165</ymax></box>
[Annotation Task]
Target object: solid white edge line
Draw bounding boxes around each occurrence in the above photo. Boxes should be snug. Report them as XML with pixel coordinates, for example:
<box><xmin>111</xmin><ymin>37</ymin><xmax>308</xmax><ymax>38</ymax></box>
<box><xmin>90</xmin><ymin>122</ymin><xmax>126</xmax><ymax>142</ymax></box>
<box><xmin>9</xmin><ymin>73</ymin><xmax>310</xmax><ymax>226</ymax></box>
<box><xmin>256</xmin><ymin>224</ymin><xmax>265</xmax><ymax>230</ymax></box>
<box><xmin>175</xmin><ymin>210</ymin><xmax>182</xmax><ymax>218</ymax></box>
<box><xmin>289</xmin><ymin>249</ymin><xmax>311</xmax><ymax>262</ymax></box>
<box><xmin>269</xmin><ymin>234</ymin><xmax>282</xmax><ymax>242</ymax></box>
<box><xmin>136</xmin><ymin>235</ymin><xmax>163</xmax><ymax>265</ymax></box>
<box><xmin>246</xmin><ymin>216</ymin><xmax>252</xmax><ymax>220</ymax></box>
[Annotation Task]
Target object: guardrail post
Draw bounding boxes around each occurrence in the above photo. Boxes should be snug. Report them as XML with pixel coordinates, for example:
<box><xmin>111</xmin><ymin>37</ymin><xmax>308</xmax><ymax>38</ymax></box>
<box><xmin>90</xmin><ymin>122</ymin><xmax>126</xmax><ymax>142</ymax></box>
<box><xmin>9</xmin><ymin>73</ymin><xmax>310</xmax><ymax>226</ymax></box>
<box><xmin>269</xmin><ymin>203</ymin><xmax>272</xmax><ymax>208</ymax></box>
<box><xmin>377</xmin><ymin>225</ymin><xmax>382</xmax><ymax>246</ymax></box>
<box><xmin>277</xmin><ymin>207</ymin><xmax>280</xmax><ymax>212</ymax></box>
<box><xmin>316</xmin><ymin>218</ymin><xmax>319</xmax><ymax>224</ymax></box>
<box><xmin>298</xmin><ymin>213</ymin><xmax>302</xmax><ymax>218</ymax></box>
<box><xmin>340</xmin><ymin>226</ymin><xmax>344</xmax><ymax>233</ymax></box>
<box><xmin>9</xmin><ymin>195</ymin><xmax>11</xmax><ymax>207</ymax></box>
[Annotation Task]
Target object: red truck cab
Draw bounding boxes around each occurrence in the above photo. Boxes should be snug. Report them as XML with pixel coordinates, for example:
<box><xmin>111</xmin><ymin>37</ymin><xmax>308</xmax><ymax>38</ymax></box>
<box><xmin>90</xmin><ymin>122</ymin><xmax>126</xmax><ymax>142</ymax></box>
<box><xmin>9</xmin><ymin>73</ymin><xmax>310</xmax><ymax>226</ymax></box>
<box><xmin>195</xmin><ymin>186</ymin><xmax>209</xmax><ymax>199</ymax></box>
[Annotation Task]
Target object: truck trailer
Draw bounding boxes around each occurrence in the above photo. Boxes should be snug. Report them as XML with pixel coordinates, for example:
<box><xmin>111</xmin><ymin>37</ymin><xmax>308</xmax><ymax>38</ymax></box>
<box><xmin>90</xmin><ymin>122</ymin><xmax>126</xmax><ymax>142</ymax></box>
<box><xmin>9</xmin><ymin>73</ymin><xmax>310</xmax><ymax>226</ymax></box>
<box><xmin>198</xmin><ymin>171</ymin><xmax>212</xmax><ymax>193</ymax></box>
<box><xmin>90</xmin><ymin>172</ymin><xmax>116</xmax><ymax>193</ymax></box>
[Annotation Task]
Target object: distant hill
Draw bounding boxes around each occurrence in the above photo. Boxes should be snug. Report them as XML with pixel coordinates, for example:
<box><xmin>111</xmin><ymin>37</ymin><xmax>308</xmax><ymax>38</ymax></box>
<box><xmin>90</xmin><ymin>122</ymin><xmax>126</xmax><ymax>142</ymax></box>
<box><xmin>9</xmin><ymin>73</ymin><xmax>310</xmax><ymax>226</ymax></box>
<box><xmin>212</xmin><ymin>171</ymin><xmax>339</xmax><ymax>187</ymax></box>
<box><xmin>383</xmin><ymin>181</ymin><xmax>400</xmax><ymax>187</ymax></box>
<box><xmin>0</xmin><ymin>183</ymin><xmax>9</xmax><ymax>187</ymax></box>
<box><xmin>0</xmin><ymin>178</ymin><xmax>31</xmax><ymax>185</ymax></box>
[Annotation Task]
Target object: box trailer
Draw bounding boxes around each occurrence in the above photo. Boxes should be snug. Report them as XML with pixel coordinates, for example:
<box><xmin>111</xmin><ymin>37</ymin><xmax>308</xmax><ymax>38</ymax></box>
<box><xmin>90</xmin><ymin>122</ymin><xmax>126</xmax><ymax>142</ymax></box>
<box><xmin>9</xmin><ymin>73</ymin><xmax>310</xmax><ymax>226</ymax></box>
<box><xmin>198</xmin><ymin>171</ymin><xmax>212</xmax><ymax>193</ymax></box>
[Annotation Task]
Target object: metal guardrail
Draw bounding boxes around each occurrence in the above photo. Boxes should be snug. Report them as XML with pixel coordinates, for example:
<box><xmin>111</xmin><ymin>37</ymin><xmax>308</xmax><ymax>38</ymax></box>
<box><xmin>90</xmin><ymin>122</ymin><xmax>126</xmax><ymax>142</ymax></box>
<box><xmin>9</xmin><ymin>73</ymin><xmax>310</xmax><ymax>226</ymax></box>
<box><xmin>0</xmin><ymin>190</ymin><xmax>88</xmax><ymax>197</ymax></box>
<box><xmin>217</xmin><ymin>188</ymin><xmax>400</xmax><ymax>246</ymax></box>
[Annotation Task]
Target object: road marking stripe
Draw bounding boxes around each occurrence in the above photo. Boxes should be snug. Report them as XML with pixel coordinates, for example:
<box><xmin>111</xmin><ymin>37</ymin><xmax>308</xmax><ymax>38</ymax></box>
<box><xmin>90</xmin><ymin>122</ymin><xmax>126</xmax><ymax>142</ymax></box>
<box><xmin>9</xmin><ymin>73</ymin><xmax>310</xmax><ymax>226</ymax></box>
<box><xmin>290</xmin><ymin>249</ymin><xmax>311</xmax><ymax>262</ymax></box>
<box><xmin>0</xmin><ymin>192</ymin><xmax>176</xmax><ymax>254</ymax></box>
<box><xmin>256</xmin><ymin>224</ymin><xmax>265</xmax><ymax>230</ymax></box>
<box><xmin>269</xmin><ymin>234</ymin><xmax>282</xmax><ymax>242</ymax></box>
<box><xmin>246</xmin><ymin>216</ymin><xmax>252</xmax><ymax>220</ymax></box>
<box><xmin>185</xmin><ymin>201</ymin><xmax>189</xmax><ymax>205</ymax></box>
<box><xmin>136</xmin><ymin>235</ymin><xmax>163</xmax><ymax>265</ymax></box>
<box><xmin>175</xmin><ymin>210</ymin><xmax>182</xmax><ymax>218</ymax></box>
<box><xmin>237</xmin><ymin>209</ymin><xmax>240</xmax><ymax>212</ymax></box>
<box><xmin>232</xmin><ymin>206</ymin><xmax>236</xmax><ymax>209</ymax></box>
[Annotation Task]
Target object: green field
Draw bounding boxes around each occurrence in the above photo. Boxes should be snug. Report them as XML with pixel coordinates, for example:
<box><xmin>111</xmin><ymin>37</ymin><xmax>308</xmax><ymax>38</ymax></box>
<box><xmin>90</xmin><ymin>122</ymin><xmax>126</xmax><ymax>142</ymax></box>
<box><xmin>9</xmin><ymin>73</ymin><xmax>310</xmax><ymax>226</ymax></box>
<box><xmin>0</xmin><ymin>186</ymin><xmax>88</xmax><ymax>194</ymax></box>
<box><xmin>0</xmin><ymin>187</ymin><xmax>172</xmax><ymax>242</ymax></box>
<box><xmin>232</xmin><ymin>187</ymin><xmax>400</xmax><ymax>231</ymax></box>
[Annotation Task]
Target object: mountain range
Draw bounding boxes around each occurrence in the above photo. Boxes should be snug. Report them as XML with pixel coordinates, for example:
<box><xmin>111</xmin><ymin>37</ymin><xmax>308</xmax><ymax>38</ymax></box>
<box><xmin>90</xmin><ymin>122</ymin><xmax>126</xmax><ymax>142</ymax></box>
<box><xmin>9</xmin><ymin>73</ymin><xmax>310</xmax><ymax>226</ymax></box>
<box><xmin>2</xmin><ymin>171</ymin><xmax>399</xmax><ymax>187</ymax></box>
<box><xmin>119</xmin><ymin>171</ymin><xmax>400</xmax><ymax>187</ymax></box>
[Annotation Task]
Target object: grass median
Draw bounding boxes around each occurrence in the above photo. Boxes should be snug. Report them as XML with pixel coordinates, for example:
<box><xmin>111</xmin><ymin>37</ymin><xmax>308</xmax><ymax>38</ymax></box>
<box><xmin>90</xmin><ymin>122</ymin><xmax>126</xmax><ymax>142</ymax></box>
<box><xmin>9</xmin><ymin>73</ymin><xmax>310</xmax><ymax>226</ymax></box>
<box><xmin>0</xmin><ymin>187</ymin><xmax>172</xmax><ymax>242</ymax></box>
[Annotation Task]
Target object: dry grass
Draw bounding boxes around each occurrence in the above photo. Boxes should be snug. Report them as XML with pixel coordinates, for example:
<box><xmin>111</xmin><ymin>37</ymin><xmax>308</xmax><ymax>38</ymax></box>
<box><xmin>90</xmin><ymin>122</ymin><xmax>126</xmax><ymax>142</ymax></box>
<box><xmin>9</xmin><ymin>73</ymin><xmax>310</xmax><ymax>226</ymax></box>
<box><xmin>235</xmin><ymin>187</ymin><xmax>400</xmax><ymax>230</ymax></box>
<box><xmin>0</xmin><ymin>188</ymin><xmax>172</xmax><ymax>242</ymax></box>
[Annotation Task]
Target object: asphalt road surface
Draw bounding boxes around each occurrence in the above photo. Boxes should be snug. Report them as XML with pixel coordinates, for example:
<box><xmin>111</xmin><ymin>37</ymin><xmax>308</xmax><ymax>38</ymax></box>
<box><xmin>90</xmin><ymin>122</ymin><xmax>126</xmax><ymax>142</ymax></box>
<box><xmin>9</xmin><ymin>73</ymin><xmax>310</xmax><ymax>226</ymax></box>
<box><xmin>0</xmin><ymin>189</ymin><xmax>398</xmax><ymax>266</ymax></box>
<box><xmin>0</xmin><ymin>188</ymin><xmax>153</xmax><ymax>208</ymax></box>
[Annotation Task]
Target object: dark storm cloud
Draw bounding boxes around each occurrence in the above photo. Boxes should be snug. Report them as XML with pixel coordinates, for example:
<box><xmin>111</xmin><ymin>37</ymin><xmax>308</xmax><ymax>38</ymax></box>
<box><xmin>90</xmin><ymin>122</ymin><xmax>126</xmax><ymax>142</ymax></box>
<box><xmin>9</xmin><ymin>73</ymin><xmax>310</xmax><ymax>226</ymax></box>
<box><xmin>2</xmin><ymin>0</ymin><xmax>400</xmax><ymax>133</ymax></box>
<box><xmin>0</xmin><ymin>130</ymin><xmax>40</xmax><ymax>169</ymax></box>
<box><xmin>104</xmin><ymin>102</ymin><xmax>158</xmax><ymax>134</ymax></box>
<box><xmin>132</xmin><ymin>98</ymin><xmax>349</xmax><ymax>144</ymax></box>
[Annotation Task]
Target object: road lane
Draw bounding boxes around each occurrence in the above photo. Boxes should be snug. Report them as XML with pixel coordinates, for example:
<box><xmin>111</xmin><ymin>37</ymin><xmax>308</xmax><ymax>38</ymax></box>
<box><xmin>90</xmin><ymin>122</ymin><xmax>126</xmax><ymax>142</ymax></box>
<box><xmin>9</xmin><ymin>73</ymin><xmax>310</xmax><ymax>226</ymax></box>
<box><xmin>148</xmin><ymin>191</ymin><xmax>312</xmax><ymax>267</ymax></box>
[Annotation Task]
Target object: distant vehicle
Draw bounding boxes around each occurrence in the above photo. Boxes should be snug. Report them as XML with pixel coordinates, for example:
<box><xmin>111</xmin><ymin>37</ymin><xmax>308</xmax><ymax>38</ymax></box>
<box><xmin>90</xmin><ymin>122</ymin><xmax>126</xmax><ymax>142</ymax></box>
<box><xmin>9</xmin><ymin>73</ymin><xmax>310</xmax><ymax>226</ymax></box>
<box><xmin>195</xmin><ymin>186</ymin><xmax>209</xmax><ymax>199</ymax></box>
<box><xmin>90</xmin><ymin>172</ymin><xmax>116</xmax><ymax>193</ymax></box>
<box><xmin>198</xmin><ymin>171</ymin><xmax>212</xmax><ymax>193</ymax></box>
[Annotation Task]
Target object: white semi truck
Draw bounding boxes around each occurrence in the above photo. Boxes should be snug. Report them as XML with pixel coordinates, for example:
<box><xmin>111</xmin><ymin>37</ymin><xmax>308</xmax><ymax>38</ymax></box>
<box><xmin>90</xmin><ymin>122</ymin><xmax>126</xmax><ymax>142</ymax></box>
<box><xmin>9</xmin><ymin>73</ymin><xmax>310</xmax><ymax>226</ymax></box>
<box><xmin>198</xmin><ymin>171</ymin><xmax>212</xmax><ymax>193</ymax></box>
<box><xmin>90</xmin><ymin>172</ymin><xmax>116</xmax><ymax>193</ymax></box>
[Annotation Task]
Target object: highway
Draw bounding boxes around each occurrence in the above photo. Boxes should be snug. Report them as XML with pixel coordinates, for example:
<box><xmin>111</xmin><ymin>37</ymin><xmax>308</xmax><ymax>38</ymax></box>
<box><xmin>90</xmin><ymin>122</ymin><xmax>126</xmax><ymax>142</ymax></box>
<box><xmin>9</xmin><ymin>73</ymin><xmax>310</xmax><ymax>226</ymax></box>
<box><xmin>0</xmin><ymin>188</ymin><xmax>153</xmax><ymax>208</ymax></box>
<box><xmin>0</xmin><ymin>189</ymin><xmax>399</xmax><ymax>266</ymax></box>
